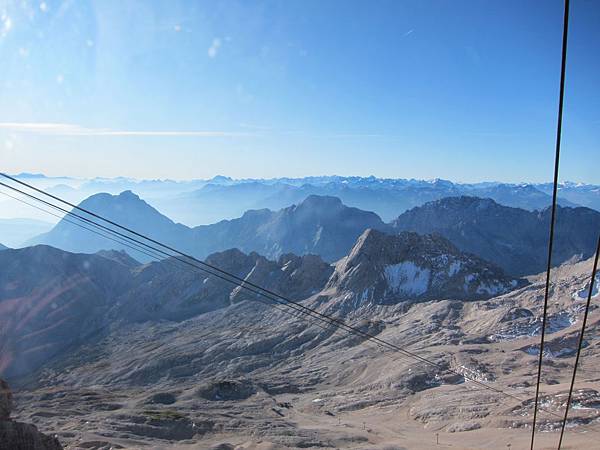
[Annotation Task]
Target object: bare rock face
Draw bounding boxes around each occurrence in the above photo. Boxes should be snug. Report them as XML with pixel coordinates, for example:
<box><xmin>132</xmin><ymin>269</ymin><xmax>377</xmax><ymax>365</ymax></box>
<box><xmin>0</xmin><ymin>422</ymin><xmax>63</xmax><ymax>450</ymax></box>
<box><xmin>0</xmin><ymin>379</ymin><xmax>12</xmax><ymax>420</ymax></box>
<box><xmin>0</xmin><ymin>379</ymin><xmax>63</xmax><ymax>450</ymax></box>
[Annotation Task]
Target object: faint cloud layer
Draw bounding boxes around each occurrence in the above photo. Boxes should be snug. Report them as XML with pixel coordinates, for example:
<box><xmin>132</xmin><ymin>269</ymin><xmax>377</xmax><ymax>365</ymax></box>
<box><xmin>0</xmin><ymin>122</ymin><xmax>248</xmax><ymax>137</ymax></box>
<box><xmin>0</xmin><ymin>122</ymin><xmax>390</xmax><ymax>141</ymax></box>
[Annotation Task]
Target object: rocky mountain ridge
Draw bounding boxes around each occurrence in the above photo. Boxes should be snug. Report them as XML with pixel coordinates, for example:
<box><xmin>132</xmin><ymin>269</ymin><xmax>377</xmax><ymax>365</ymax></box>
<box><xmin>391</xmin><ymin>196</ymin><xmax>600</xmax><ymax>276</ymax></box>
<box><xmin>1</xmin><ymin>226</ymin><xmax>521</xmax><ymax>380</ymax></box>
<box><xmin>30</xmin><ymin>192</ymin><xmax>600</xmax><ymax>279</ymax></box>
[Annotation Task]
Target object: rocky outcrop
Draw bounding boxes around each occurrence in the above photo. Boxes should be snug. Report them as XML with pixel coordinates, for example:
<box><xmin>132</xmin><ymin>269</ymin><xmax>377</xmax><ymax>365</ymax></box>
<box><xmin>326</xmin><ymin>229</ymin><xmax>521</xmax><ymax>305</ymax></box>
<box><xmin>0</xmin><ymin>379</ymin><xmax>63</xmax><ymax>450</ymax></box>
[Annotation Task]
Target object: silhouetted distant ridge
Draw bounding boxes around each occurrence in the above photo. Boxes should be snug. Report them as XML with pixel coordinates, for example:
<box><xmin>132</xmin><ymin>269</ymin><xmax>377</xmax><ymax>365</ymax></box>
<box><xmin>27</xmin><ymin>190</ymin><xmax>194</xmax><ymax>257</ymax></box>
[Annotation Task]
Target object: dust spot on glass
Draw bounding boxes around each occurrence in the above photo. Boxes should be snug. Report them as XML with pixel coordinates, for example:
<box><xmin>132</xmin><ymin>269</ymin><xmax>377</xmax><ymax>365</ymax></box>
<box><xmin>1</xmin><ymin>12</ymin><xmax>12</xmax><ymax>38</ymax></box>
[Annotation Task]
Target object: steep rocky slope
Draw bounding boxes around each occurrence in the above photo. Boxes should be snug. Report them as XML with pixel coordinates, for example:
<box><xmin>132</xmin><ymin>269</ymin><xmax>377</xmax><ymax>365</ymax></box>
<box><xmin>0</xmin><ymin>245</ymin><xmax>134</xmax><ymax>378</ymax></box>
<box><xmin>116</xmin><ymin>249</ymin><xmax>334</xmax><ymax>323</ymax></box>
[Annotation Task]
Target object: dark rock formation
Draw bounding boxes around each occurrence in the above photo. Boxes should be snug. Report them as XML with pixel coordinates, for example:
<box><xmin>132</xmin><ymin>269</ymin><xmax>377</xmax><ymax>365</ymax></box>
<box><xmin>0</xmin><ymin>379</ymin><xmax>63</xmax><ymax>450</ymax></box>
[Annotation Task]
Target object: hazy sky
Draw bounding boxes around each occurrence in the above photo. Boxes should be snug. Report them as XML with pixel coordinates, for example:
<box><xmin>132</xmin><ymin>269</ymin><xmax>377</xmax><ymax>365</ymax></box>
<box><xmin>0</xmin><ymin>0</ymin><xmax>599</xmax><ymax>183</ymax></box>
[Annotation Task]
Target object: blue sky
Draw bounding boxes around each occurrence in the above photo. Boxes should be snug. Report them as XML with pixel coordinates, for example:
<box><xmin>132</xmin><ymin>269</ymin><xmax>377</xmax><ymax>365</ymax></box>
<box><xmin>0</xmin><ymin>0</ymin><xmax>598</xmax><ymax>183</ymax></box>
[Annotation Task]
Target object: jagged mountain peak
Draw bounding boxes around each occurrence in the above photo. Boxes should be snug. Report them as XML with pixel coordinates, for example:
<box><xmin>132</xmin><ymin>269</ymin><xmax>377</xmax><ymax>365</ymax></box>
<box><xmin>326</xmin><ymin>229</ymin><xmax>519</xmax><ymax>306</ymax></box>
<box><xmin>346</xmin><ymin>228</ymin><xmax>456</xmax><ymax>260</ymax></box>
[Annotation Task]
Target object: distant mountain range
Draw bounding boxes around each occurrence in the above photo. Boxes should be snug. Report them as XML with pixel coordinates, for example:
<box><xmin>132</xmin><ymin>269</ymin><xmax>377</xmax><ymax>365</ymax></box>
<box><xmin>5</xmin><ymin>173</ymin><xmax>599</xmax><ymax>226</ymax></box>
<box><xmin>151</xmin><ymin>178</ymin><xmax>584</xmax><ymax>224</ymax></box>
<box><xmin>190</xmin><ymin>194</ymin><xmax>389</xmax><ymax>261</ymax></box>
<box><xmin>29</xmin><ymin>190</ymin><xmax>600</xmax><ymax>277</ymax></box>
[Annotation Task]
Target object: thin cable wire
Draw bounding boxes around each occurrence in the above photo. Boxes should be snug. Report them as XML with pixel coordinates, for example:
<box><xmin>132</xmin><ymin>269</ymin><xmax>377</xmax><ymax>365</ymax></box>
<box><xmin>530</xmin><ymin>0</ymin><xmax>570</xmax><ymax>448</ymax></box>
<box><xmin>0</xmin><ymin>186</ymin><xmax>414</xmax><ymax>355</ymax></box>
<box><xmin>557</xmin><ymin>235</ymin><xmax>600</xmax><ymax>449</ymax></box>
<box><xmin>0</xmin><ymin>180</ymin><xmax>406</xmax><ymax>353</ymax></box>
<box><xmin>5</xmin><ymin>176</ymin><xmax>600</xmax><ymax>438</ymax></box>
<box><xmin>0</xmin><ymin>193</ymin><xmax>373</xmax><ymax>382</ymax></box>
<box><xmin>0</xmin><ymin>176</ymin><xmax>528</xmax><ymax>397</ymax></box>
<box><xmin>0</xmin><ymin>189</ymin><xmax>339</xmax><ymax>333</ymax></box>
<box><xmin>0</xmin><ymin>190</ymin><xmax>175</xmax><ymax>263</ymax></box>
<box><xmin>2</xmin><ymin>174</ymin><xmax>403</xmax><ymax>345</ymax></box>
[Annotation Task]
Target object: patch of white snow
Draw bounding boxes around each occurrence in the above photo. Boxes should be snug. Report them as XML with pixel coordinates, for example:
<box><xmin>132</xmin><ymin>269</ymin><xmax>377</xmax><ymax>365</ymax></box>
<box><xmin>384</xmin><ymin>261</ymin><xmax>430</xmax><ymax>296</ymax></box>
